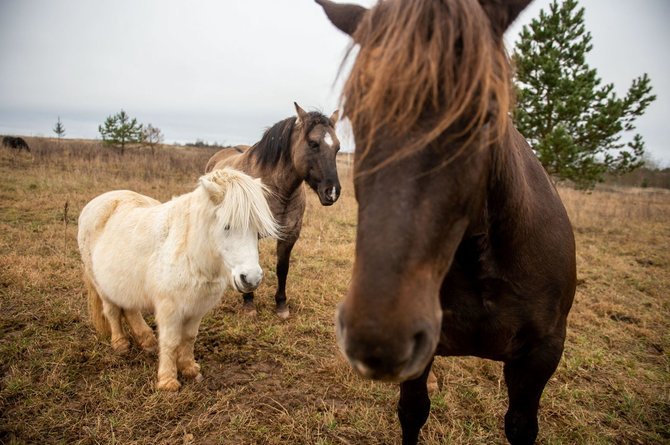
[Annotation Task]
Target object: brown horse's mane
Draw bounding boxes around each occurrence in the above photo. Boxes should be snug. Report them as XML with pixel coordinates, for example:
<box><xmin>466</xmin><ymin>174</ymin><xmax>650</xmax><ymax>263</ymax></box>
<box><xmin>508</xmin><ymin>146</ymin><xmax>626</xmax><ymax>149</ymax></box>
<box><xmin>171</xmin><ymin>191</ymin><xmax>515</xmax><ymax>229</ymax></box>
<box><xmin>343</xmin><ymin>0</ymin><xmax>513</xmax><ymax>172</ymax></box>
<box><xmin>250</xmin><ymin>112</ymin><xmax>333</xmax><ymax>169</ymax></box>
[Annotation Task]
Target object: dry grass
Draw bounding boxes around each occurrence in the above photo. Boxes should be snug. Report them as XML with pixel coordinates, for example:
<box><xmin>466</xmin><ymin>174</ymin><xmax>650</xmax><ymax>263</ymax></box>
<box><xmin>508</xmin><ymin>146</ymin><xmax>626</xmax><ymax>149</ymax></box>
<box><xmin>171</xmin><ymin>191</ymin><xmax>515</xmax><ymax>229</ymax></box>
<box><xmin>0</xmin><ymin>140</ymin><xmax>668</xmax><ymax>444</ymax></box>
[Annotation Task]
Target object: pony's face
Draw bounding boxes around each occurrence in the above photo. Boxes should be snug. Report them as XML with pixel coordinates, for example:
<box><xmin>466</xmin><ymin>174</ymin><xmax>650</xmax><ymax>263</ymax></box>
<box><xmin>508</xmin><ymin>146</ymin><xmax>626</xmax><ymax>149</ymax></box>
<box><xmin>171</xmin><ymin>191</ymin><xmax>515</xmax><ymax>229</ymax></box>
<box><xmin>293</xmin><ymin>103</ymin><xmax>342</xmax><ymax>206</ymax></box>
<box><xmin>317</xmin><ymin>0</ymin><xmax>530</xmax><ymax>382</ymax></box>
<box><xmin>200</xmin><ymin>168</ymin><xmax>278</xmax><ymax>294</ymax></box>
<box><xmin>218</xmin><ymin>224</ymin><xmax>264</xmax><ymax>294</ymax></box>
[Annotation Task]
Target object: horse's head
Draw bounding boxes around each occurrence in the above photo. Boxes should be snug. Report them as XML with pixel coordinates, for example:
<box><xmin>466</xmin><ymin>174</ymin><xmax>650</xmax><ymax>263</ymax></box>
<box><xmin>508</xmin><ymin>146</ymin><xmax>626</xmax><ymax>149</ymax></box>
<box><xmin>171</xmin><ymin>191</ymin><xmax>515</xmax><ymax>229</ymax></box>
<box><xmin>199</xmin><ymin>168</ymin><xmax>279</xmax><ymax>293</ymax></box>
<box><xmin>317</xmin><ymin>0</ymin><xmax>530</xmax><ymax>381</ymax></box>
<box><xmin>293</xmin><ymin>102</ymin><xmax>342</xmax><ymax>206</ymax></box>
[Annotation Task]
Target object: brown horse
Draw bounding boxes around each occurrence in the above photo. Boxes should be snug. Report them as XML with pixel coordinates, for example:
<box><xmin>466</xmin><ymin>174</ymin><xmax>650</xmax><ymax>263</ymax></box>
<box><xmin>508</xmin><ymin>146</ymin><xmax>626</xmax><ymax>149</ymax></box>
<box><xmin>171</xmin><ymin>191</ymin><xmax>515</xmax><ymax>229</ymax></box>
<box><xmin>317</xmin><ymin>1</ymin><xmax>576</xmax><ymax>444</ymax></box>
<box><xmin>206</xmin><ymin>102</ymin><xmax>341</xmax><ymax>318</ymax></box>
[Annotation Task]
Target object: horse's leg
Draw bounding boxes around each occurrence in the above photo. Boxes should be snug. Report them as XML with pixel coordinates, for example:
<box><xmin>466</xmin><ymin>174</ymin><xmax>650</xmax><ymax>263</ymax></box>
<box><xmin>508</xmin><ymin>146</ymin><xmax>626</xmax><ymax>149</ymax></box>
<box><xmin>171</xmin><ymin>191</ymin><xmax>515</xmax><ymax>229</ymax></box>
<box><xmin>503</xmin><ymin>336</ymin><xmax>564</xmax><ymax>445</ymax></box>
<box><xmin>155</xmin><ymin>304</ymin><xmax>182</xmax><ymax>391</ymax></box>
<box><xmin>176</xmin><ymin>317</ymin><xmax>203</xmax><ymax>381</ymax></box>
<box><xmin>242</xmin><ymin>292</ymin><xmax>256</xmax><ymax>316</ymax></box>
<box><xmin>123</xmin><ymin>310</ymin><xmax>157</xmax><ymax>353</ymax></box>
<box><xmin>101</xmin><ymin>300</ymin><xmax>129</xmax><ymax>353</ymax></box>
<box><xmin>398</xmin><ymin>359</ymin><xmax>434</xmax><ymax>445</ymax></box>
<box><xmin>274</xmin><ymin>238</ymin><xmax>296</xmax><ymax>319</ymax></box>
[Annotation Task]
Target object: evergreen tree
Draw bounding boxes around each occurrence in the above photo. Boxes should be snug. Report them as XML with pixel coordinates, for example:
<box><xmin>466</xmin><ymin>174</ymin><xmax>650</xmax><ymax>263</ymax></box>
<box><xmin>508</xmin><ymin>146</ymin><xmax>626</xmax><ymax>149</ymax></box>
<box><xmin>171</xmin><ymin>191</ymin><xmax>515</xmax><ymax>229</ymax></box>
<box><xmin>53</xmin><ymin>116</ymin><xmax>65</xmax><ymax>140</ymax></box>
<box><xmin>512</xmin><ymin>0</ymin><xmax>656</xmax><ymax>189</ymax></box>
<box><xmin>98</xmin><ymin>110</ymin><xmax>143</xmax><ymax>155</ymax></box>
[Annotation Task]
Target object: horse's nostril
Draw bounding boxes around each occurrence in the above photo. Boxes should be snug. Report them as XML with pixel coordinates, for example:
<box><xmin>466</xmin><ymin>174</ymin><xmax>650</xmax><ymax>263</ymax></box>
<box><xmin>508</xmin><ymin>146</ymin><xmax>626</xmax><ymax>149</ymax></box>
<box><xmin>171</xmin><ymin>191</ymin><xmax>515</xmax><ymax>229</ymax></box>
<box><xmin>240</xmin><ymin>274</ymin><xmax>249</xmax><ymax>286</ymax></box>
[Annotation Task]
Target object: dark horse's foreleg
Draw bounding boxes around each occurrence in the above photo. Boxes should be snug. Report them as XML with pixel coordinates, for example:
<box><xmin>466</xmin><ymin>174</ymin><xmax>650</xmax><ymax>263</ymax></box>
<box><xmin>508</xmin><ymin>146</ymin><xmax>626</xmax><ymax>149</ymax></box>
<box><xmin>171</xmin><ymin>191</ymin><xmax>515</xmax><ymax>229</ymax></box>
<box><xmin>242</xmin><ymin>292</ymin><xmax>256</xmax><ymax>316</ymax></box>
<box><xmin>274</xmin><ymin>238</ymin><xmax>296</xmax><ymax>319</ymax></box>
<box><xmin>503</xmin><ymin>336</ymin><xmax>565</xmax><ymax>445</ymax></box>
<box><xmin>398</xmin><ymin>359</ymin><xmax>433</xmax><ymax>445</ymax></box>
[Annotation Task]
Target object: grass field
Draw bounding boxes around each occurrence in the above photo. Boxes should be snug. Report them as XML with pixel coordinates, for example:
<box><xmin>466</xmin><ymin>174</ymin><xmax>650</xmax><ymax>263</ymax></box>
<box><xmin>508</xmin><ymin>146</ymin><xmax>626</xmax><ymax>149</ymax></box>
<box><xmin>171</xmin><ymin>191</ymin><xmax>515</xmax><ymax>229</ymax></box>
<box><xmin>1</xmin><ymin>139</ymin><xmax>668</xmax><ymax>444</ymax></box>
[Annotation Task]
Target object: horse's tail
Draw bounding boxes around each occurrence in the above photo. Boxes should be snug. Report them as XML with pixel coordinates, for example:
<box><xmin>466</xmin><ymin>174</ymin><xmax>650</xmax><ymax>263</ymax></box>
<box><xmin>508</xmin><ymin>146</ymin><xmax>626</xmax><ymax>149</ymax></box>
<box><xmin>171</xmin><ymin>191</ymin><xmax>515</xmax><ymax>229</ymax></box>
<box><xmin>83</xmin><ymin>270</ymin><xmax>110</xmax><ymax>337</ymax></box>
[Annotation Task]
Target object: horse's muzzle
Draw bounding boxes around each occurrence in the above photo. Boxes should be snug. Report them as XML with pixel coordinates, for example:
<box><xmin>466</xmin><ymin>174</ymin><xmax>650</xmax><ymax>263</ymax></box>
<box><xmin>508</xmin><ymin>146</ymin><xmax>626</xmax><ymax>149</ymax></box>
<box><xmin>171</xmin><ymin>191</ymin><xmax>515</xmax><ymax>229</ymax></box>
<box><xmin>318</xmin><ymin>185</ymin><xmax>341</xmax><ymax>206</ymax></box>
<box><xmin>234</xmin><ymin>269</ymin><xmax>263</xmax><ymax>293</ymax></box>
<box><xmin>335</xmin><ymin>303</ymin><xmax>438</xmax><ymax>382</ymax></box>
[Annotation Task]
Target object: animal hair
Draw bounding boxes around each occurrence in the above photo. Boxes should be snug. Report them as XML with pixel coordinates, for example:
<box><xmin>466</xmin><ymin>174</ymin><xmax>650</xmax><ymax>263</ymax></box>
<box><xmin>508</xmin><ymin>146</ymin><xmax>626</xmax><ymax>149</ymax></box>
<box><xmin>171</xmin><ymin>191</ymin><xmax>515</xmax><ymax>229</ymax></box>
<box><xmin>250</xmin><ymin>112</ymin><xmax>334</xmax><ymax>169</ymax></box>
<box><xmin>342</xmin><ymin>0</ymin><xmax>513</xmax><ymax>174</ymax></box>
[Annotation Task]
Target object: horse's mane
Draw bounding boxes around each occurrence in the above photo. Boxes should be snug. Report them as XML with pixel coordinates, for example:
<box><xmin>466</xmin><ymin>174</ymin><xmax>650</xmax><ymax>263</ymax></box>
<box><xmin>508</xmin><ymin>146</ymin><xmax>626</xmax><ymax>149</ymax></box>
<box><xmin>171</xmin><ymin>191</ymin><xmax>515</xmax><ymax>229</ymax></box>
<box><xmin>250</xmin><ymin>111</ymin><xmax>334</xmax><ymax>169</ymax></box>
<box><xmin>199</xmin><ymin>169</ymin><xmax>279</xmax><ymax>239</ymax></box>
<box><xmin>343</xmin><ymin>0</ymin><xmax>512</xmax><ymax>172</ymax></box>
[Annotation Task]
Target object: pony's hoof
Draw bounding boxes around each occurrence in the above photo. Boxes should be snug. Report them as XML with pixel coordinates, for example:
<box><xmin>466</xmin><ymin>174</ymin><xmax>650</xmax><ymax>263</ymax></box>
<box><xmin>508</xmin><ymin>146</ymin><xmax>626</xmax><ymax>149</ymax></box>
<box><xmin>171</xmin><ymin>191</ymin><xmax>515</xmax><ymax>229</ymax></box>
<box><xmin>156</xmin><ymin>377</ymin><xmax>181</xmax><ymax>392</ymax></box>
<box><xmin>276</xmin><ymin>307</ymin><xmax>290</xmax><ymax>320</ymax></box>
<box><xmin>427</xmin><ymin>371</ymin><xmax>439</xmax><ymax>395</ymax></box>
<box><xmin>111</xmin><ymin>337</ymin><xmax>130</xmax><ymax>354</ymax></box>
<box><xmin>139</xmin><ymin>335</ymin><xmax>158</xmax><ymax>353</ymax></box>
<box><xmin>194</xmin><ymin>373</ymin><xmax>204</xmax><ymax>382</ymax></box>
<box><xmin>180</xmin><ymin>363</ymin><xmax>201</xmax><ymax>379</ymax></box>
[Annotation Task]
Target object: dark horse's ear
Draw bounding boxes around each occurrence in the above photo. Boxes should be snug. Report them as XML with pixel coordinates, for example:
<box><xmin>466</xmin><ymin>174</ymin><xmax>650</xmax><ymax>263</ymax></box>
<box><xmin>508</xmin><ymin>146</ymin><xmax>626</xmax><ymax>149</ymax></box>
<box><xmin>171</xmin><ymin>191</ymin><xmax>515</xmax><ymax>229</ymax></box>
<box><xmin>294</xmin><ymin>102</ymin><xmax>309</xmax><ymax>125</ymax></box>
<box><xmin>315</xmin><ymin>0</ymin><xmax>368</xmax><ymax>38</ymax></box>
<box><xmin>478</xmin><ymin>0</ymin><xmax>533</xmax><ymax>36</ymax></box>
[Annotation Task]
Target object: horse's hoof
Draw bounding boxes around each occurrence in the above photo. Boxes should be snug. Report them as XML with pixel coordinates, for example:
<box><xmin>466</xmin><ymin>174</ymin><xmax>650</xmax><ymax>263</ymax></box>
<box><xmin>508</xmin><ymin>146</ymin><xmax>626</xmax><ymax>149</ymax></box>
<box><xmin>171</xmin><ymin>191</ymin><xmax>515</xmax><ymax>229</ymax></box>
<box><xmin>111</xmin><ymin>337</ymin><xmax>130</xmax><ymax>354</ymax></box>
<box><xmin>427</xmin><ymin>370</ymin><xmax>439</xmax><ymax>395</ymax></box>
<box><xmin>156</xmin><ymin>377</ymin><xmax>181</xmax><ymax>392</ymax></box>
<box><xmin>243</xmin><ymin>302</ymin><xmax>257</xmax><ymax>317</ymax></box>
<box><xmin>276</xmin><ymin>308</ymin><xmax>290</xmax><ymax>320</ymax></box>
<box><xmin>180</xmin><ymin>363</ymin><xmax>201</xmax><ymax>379</ymax></box>
<box><xmin>194</xmin><ymin>373</ymin><xmax>204</xmax><ymax>382</ymax></box>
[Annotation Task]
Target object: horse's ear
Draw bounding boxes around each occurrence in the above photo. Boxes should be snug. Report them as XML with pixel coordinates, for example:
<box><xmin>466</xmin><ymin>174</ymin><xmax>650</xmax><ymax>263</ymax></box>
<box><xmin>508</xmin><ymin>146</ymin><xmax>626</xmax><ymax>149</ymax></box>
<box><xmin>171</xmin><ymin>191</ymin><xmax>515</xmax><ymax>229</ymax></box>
<box><xmin>478</xmin><ymin>0</ymin><xmax>532</xmax><ymax>36</ymax></box>
<box><xmin>330</xmin><ymin>110</ymin><xmax>340</xmax><ymax>125</ymax></box>
<box><xmin>315</xmin><ymin>0</ymin><xmax>368</xmax><ymax>38</ymax></box>
<box><xmin>294</xmin><ymin>102</ymin><xmax>309</xmax><ymax>125</ymax></box>
<box><xmin>200</xmin><ymin>175</ymin><xmax>224</xmax><ymax>203</ymax></box>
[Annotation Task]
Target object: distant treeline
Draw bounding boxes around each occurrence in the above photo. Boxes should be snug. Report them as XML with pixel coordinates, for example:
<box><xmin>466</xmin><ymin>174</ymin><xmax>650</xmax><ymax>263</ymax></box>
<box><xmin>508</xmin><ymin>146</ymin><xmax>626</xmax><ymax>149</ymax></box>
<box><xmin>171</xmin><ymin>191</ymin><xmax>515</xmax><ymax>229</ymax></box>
<box><xmin>604</xmin><ymin>167</ymin><xmax>670</xmax><ymax>190</ymax></box>
<box><xmin>184</xmin><ymin>139</ymin><xmax>229</xmax><ymax>149</ymax></box>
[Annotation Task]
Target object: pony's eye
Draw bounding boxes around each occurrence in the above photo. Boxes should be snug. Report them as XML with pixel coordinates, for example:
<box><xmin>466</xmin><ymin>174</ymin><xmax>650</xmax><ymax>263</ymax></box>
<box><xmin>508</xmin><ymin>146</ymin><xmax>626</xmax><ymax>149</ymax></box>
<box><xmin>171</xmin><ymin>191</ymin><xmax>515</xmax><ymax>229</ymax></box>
<box><xmin>224</xmin><ymin>225</ymin><xmax>231</xmax><ymax>231</ymax></box>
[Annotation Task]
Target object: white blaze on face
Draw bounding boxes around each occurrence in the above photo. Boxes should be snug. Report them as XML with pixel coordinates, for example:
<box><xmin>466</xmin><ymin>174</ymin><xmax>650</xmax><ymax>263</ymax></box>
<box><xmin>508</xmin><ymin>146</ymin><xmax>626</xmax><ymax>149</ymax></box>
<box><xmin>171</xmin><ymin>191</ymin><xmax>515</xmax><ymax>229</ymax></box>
<box><xmin>324</xmin><ymin>133</ymin><xmax>334</xmax><ymax>148</ymax></box>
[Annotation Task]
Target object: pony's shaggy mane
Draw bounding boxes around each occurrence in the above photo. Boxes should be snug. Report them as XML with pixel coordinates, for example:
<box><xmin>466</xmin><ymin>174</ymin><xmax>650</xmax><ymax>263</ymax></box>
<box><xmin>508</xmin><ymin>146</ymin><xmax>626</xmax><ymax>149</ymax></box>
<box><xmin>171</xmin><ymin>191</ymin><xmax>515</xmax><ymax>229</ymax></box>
<box><xmin>200</xmin><ymin>169</ymin><xmax>279</xmax><ymax>239</ymax></box>
<box><xmin>343</xmin><ymin>0</ymin><xmax>513</xmax><ymax>173</ymax></box>
<box><xmin>249</xmin><ymin>111</ymin><xmax>334</xmax><ymax>169</ymax></box>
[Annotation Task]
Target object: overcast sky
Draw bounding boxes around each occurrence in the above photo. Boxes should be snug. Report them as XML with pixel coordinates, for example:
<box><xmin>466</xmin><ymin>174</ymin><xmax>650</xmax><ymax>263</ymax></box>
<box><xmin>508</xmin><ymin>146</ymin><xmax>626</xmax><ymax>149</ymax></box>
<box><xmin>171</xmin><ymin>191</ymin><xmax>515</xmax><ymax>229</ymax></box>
<box><xmin>1</xmin><ymin>0</ymin><xmax>668</xmax><ymax>164</ymax></box>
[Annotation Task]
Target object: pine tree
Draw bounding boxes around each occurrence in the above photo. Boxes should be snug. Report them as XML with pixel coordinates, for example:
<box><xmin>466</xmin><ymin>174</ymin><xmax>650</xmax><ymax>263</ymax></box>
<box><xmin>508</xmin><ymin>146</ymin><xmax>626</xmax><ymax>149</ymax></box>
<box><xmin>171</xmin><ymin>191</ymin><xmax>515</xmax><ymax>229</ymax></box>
<box><xmin>53</xmin><ymin>116</ymin><xmax>65</xmax><ymax>141</ymax></box>
<box><xmin>512</xmin><ymin>0</ymin><xmax>656</xmax><ymax>189</ymax></box>
<box><xmin>98</xmin><ymin>110</ymin><xmax>143</xmax><ymax>155</ymax></box>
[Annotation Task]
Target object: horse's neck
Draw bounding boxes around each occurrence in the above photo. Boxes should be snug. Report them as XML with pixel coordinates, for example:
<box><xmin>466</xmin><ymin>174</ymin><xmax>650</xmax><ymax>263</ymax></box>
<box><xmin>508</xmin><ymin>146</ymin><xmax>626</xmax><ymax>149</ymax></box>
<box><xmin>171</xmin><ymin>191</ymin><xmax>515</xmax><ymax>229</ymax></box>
<box><xmin>254</xmin><ymin>131</ymin><xmax>304</xmax><ymax>200</ymax></box>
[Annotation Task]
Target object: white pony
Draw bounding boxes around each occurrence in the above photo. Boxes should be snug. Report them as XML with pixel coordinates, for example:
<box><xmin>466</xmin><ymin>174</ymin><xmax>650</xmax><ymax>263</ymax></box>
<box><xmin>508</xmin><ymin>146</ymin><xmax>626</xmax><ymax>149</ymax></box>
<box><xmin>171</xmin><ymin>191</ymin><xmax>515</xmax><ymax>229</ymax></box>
<box><xmin>78</xmin><ymin>168</ymin><xmax>279</xmax><ymax>391</ymax></box>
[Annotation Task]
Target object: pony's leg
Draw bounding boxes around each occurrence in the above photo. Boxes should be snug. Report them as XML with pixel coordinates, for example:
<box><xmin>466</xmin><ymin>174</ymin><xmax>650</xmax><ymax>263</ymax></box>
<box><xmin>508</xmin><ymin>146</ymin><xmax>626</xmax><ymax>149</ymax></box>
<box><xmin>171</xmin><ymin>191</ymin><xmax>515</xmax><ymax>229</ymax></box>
<box><xmin>176</xmin><ymin>317</ymin><xmax>203</xmax><ymax>380</ymax></box>
<box><xmin>503</xmin><ymin>336</ymin><xmax>564</xmax><ymax>445</ymax></box>
<box><xmin>101</xmin><ymin>300</ymin><xmax>129</xmax><ymax>353</ymax></box>
<box><xmin>274</xmin><ymin>238</ymin><xmax>296</xmax><ymax>319</ymax></box>
<box><xmin>123</xmin><ymin>310</ymin><xmax>157</xmax><ymax>353</ymax></box>
<box><xmin>398</xmin><ymin>359</ymin><xmax>433</xmax><ymax>445</ymax></box>
<box><xmin>242</xmin><ymin>292</ymin><xmax>257</xmax><ymax>316</ymax></box>
<box><xmin>155</xmin><ymin>304</ymin><xmax>182</xmax><ymax>391</ymax></box>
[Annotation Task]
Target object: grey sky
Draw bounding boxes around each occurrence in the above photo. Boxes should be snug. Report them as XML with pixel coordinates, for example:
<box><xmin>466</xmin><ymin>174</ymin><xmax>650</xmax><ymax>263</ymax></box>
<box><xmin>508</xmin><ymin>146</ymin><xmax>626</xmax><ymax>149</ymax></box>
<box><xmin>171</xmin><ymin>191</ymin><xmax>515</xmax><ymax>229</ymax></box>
<box><xmin>1</xmin><ymin>0</ymin><xmax>668</xmax><ymax>164</ymax></box>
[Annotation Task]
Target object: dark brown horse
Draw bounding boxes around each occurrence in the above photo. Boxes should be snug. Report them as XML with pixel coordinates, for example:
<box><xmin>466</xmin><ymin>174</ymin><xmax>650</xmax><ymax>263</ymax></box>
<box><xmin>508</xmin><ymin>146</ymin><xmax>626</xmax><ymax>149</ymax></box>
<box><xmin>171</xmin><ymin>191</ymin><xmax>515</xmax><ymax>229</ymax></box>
<box><xmin>206</xmin><ymin>103</ymin><xmax>341</xmax><ymax>318</ymax></box>
<box><xmin>2</xmin><ymin>136</ymin><xmax>31</xmax><ymax>152</ymax></box>
<box><xmin>317</xmin><ymin>1</ymin><xmax>576</xmax><ymax>444</ymax></box>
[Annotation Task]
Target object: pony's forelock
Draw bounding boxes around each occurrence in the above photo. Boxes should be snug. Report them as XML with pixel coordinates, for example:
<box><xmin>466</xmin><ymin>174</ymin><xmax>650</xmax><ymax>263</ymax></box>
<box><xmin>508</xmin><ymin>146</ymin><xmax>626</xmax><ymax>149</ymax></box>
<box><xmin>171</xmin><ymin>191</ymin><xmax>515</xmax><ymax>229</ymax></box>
<box><xmin>201</xmin><ymin>169</ymin><xmax>279</xmax><ymax>239</ymax></box>
<box><xmin>343</xmin><ymin>0</ymin><xmax>512</xmax><ymax>174</ymax></box>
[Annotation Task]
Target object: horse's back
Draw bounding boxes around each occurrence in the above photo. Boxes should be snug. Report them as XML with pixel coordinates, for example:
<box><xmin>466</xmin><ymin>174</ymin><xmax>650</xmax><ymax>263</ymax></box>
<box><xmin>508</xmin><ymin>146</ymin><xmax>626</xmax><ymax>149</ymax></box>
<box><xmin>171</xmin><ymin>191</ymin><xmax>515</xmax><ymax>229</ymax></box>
<box><xmin>205</xmin><ymin>145</ymin><xmax>250</xmax><ymax>172</ymax></box>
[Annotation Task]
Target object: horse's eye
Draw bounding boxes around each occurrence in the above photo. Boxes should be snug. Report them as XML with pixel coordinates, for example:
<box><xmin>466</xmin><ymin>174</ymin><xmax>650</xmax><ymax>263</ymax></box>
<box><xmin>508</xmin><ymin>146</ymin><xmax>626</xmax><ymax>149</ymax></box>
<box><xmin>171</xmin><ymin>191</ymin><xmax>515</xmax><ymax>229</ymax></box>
<box><xmin>224</xmin><ymin>225</ymin><xmax>231</xmax><ymax>231</ymax></box>
<box><xmin>309</xmin><ymin>141</ymin><xmax>320</xmax><ymax>150</ymax></box>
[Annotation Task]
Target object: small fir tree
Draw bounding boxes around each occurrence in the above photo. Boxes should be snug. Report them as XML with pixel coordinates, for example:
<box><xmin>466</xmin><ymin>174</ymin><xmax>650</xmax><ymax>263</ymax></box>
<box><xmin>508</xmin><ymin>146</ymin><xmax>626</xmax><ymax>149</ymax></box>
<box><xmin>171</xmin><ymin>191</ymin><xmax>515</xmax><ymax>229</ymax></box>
<box><xmin>53</xmin><ymin>116</ymin><xmax>65</xmax><ymax>141</ymax></box>
<box><xmin>98</xmin><ymin>110</ymin><xmax>143</xmax><ymax>155</ymax></box>
<box><xmin>512</xmin><ymin>0</ymin><xmax>656</xmax><ymax>189</ymax></box>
